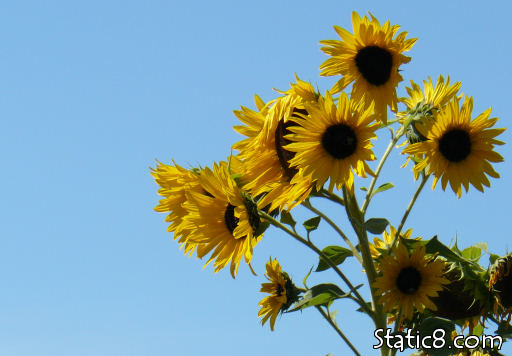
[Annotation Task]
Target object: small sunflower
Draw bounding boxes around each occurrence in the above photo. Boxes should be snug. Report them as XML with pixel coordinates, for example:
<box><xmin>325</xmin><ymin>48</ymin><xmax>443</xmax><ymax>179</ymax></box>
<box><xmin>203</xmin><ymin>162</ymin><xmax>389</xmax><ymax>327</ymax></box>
<box><xmin>182</xmin><ymin>160</ymin><xmax>262</xmax><ymax>278</ymax></box>
<box><xmin>285</xmin><ymin>91</ymin><xmax>378</xmax><ymax>192</ymax></box>
<box><xmin>369</xmin><ymin>225</ymin><xmax>414</xmax><ymax>259</ymax></box>
<box><xmin>151</xmin><ymin>160</ymin><xmax>203</xmax><ymax>255</ymax></box>
<box><xmin>233</xmin><ymin>77</ymin><xmax>317</xmax><ymax>212</ymax></box>
<box><xmin>403</xmin><ymin>96</ymin><xmax>506</xmax><ymax>197</ymax></box>
<box><xmin>258</xmin><ymin>258</ymin><xmax>299</xmax><ymax>331</ymax></box>
<box><xmin>319</xmin><ymin>11</ymin><xmax>416</xmax><ymax>120</ymax></box>
<box><xmin>373</xmin><ymin>243</ymin><xmax>449</xmax><ymax>320</ymax></box>
<box><xmin>489</xmin><ymin>255</ymin><xmax>512</xmax><ymax>321</ymax></box>
<box><xmin>401</xmin><ymin>75</ymin><xmax>462</xmax><ymax>144</ymax></box>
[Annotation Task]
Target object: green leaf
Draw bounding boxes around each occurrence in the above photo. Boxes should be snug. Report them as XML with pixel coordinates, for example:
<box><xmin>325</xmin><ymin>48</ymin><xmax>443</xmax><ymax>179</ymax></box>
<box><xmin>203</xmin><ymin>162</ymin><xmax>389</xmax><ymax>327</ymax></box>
<box><xmin>472</xmin><ymin>323</ymin><xmax>484</xmax><ymax>336</ymax></box>
<box><xmin>474</xmin><ymin>242</ymin><xmax>489</xmax><ymax>254</ymax></box>
<box><xmin>303</xmin><ymin>216</ymin><xmax>321</xmax><ymax>232</ymax></box>
<box><xmin>316</xmin><ymin>246</ymin><xmax>353</xmax><ymax>272</ymax></box>
<box><xmin>359</xmin><ymin>187</ymin><xmax>367</xmax><ymax>191</ymax></box>
<box><xmin>425</xmin><ymin>236</ymin><xmax>465</xmax><ymax>263</ymax></box>
<box><xmin>364</xmin><ymin>218</ymin><xmax>389</xmax><ymax>235</ymax></box>
<box><xmin>418</xmin><ymin>317</ymin><xmax>455</xmax><ymax>356</ymax></box>
<box><xmin>280</xmin><ymin>210</ymin><xmax>296</xmax><ymax>229</ymax></box>
<box><xmin>462</xmin><ymin>246</ymin><xmax>482</xmax><ymax>262</ymax></box>
<box><xmin>372</xmin><ymin>182</ymin><xmax>394</xmax><ymax>196</ymax></box>
<box><xmin>490</xmin><ymin>253</ymin><xmax>500</xmax><ymax>265</ymax></box>
<box><xmin>288</xmin><ymin>283</ymin><xmax>347</xmax><ymax>312</ymax></box>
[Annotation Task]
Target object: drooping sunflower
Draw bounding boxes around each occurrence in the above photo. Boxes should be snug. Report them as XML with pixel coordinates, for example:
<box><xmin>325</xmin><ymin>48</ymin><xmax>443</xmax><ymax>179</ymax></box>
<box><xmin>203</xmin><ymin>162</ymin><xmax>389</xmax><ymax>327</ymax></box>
<box><xmin>285</xmin><ymin>91</ymin><xmax>378</xmax><ymax>192</ymax></box>
<box><xmin>401</xmin><ymin>75</ymin><xmax>462</xmax><ymax>144</ymax></box>
<box><xmin>319</xmin><ymin>11</ymin><xmax>416</xmax><ymax>120</ymax></box>
<box><xmin>489</xmin><ymin>255</ymin><xmax>512</xmax><ymax>321</ymax></box>
<box><xmin>232</xmin><ymin>77</ymin><xmax>318</xmax><ymax>212</ymax></box>
<box><xmin>369</xmin><ymin>225</ymin><xmax>414</xmax><ymax>259</ymax></box>
<box><xmin>373</xmin><ymin>243</ymin><xmax>449</xmax><ymax>320</ymax></box>
<box><xmin>151</xmin><ymin>160</ymin><xmax>204</xmax><ymax>255</ymax></box>
<box><xmin>258</xmin><ymin>258</ymin><xmax>299</xmax><ymax>331</ymax></box>
<box><xmin>403</xmin><ymin>96</ymin><xmax>506</xmax><ymax>197</ymax></box>
<box><xmin>431</xmin><ymin>267</ymin><xmax>485</xmax><ymax>321</ymax></box>
<box><xmin>181</xmin><ymin>159</ymin><xmax>262</xmax><ymax>278</ymax></box>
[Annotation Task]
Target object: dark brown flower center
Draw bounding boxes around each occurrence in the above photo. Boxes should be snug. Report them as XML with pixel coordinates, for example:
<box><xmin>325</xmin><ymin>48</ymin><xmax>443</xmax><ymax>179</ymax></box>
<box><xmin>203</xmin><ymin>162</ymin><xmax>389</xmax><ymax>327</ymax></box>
<box><xmin>396</xmin><ymin>266</ymin><xmax>422</xmax><ymax>295</ymax></box>
<box><xmin>321</xmin><ymin>124</ymin><xmax>358</xmax><ymax>159</ymax></box>
<box><xmin>354</xmin><ymin>46</ymin><xmax>393</xmax><ymax>86</ymax></box>
<box><xmin>275</xmin><ymin>108</ymin><xmax>307</xmax><ymax>178</ymax></box>
<box><xmin>224</xmin><ymin>203</ymin><xmax>239</xmax><ymax>234</ymax></box>
<box><xmin>438</xmin><ymin>129</ymin><xmax>472</xmax><ymax>162</ymax></box>
<box><xmin>276</xmin><ymin>283</ymin><xmax>284</xmax><ymax>296</ymax></box>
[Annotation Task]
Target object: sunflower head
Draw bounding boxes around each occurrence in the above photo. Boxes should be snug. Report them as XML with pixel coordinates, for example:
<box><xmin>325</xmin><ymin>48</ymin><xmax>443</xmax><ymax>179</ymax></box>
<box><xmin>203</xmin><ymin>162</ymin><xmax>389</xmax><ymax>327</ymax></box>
<box><xmin>489</xmin><ymin>255</ymin><xmax>512</xmax><ymax>320</ymax></box>
<box><xmin>151</xmin><ymin>160</ymin><xmax>204</xmax><ymax>255</ymax></box>
<box><xmin>373</xmin><ymin>242</ymin><xmax>449</xmax><ymax>320</ymax></box>
<box><xmin>403</xmin><ymin>96</ymin><xmax>506</xmax><ymax>197</ymax></box>
<box><xmin>430</xmin><ymin>267</ymin><xmax>485</xmax><ymax>321</ymax></box>
<box><xmin>182</xmin><ymin>160</ymin><xmax>263</xmax><ymax>277</ymax></box>
<box><xmin>258</xmin><ymin>258</ymin><xmax>300</xmax><ymax>331</ymax></box>
<box><xmin>319</xmin><ymin>11</ymin><xmax>417</xmax><ymax>121</ymax></box>
<box><xmin>285</xmin><ymin>91</ymin><xmax>378</xmax><ymax>192</ymax></box>
<box><xmin>370</xmin><ymin>225</ymin><xmax>414</xmax><ymax>259</ymax></box>
<box><xmin>233</xmin><ymin>79</ymin><xmax>318</xmax><ymax>212</ymax></box>
<box><xmin>401</xmin><ymin>75</ymin><xmax>462</xmax><ymax>144</ymax></box>
<box><xmin>232</xmin><ymin>94</ymin><xmax>274</xmax><ymax>156</ymax></box>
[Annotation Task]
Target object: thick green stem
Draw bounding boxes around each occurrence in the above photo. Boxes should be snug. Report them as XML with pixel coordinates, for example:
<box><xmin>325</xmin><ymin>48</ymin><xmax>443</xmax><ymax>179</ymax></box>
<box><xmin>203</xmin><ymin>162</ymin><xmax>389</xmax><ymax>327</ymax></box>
<box><xmin>259</xmin><ymin>210</ymin><xmax>373</xmax><ymax>319</ymax></box>
<box><xmin>302</xmin><ymin>200</ymin><xmax>363</xmax><ymax>264</ymax></box>
<box><xmin>316</xmin><ymin>306</ymin><xmax>361</xmax><ymax>356</ymax></box>
<box><xmin>342</xmin><ymin>187</ymin><xmax>388</xmax><ymax>354</ymax></box>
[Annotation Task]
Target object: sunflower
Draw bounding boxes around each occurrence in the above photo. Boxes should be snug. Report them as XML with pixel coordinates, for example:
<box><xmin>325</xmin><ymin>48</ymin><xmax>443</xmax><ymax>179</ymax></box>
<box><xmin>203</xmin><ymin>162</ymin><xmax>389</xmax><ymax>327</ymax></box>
<box><xmin>403</xmin><ymin>96</ymin><xmax>505</xmax><ymax>197</ymax></box>
<box><xmin>369</xmin><ymin>225</ymin><xmax>414</xmax><ymax>259</ymax></box>
<box><xmin>319</xmin><ymin>11</ymin><xmax>416</xmax><ymax>120</ymax></box>
<box><xmin>232</xmin><ymin>94</ymin><xmax>272</xmax><ymax>155</ymax></box>
<box><xmin>232</xmin><ymin>77</ymin><xmax>317</xmax><ymax>212</ymax></box>
<box><xmin>489</xmin><ymin>255</ymin><xmax>512</xmax><ymax>321</ymax></box>
<box><xmin>401</xmin><ymin>75</ymin><xmax>461</xmax><ymax>144</ymax></box>
<box><xmin>181</xmin><ymin>160</ymin><xmax>262</xmax><ymax>278</ymax></box>
<box><xmin>285</xmin><ymin>91</ymin><xmax>378</xmax><ymax>192</ymax></box>
<box><xmin>258</xmin><ymin>258</ymin><xmax>299</xmax><ymax>331</ymax></box>
<box><xmin>151</xmin><ymin>160</ymin><xmax>204</xmax><ymax>255</ymax></box>
<box><xmin>430</xmin><ymin>267</ymin><xmax>485</xmax><ymax>321</ymax></box>
<box><xmin>373</xmin><ymin>243</ymin><xmax>448</xmax><ymax>320</ymax></box>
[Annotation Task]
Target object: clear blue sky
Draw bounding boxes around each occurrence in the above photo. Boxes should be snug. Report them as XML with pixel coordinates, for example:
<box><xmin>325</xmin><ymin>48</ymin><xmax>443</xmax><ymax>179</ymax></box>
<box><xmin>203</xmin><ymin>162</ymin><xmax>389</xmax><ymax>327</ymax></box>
<box><xmin>1</xmin><ymin>1</ymin><xmax>510</xmax><ymax>355</ymax></box>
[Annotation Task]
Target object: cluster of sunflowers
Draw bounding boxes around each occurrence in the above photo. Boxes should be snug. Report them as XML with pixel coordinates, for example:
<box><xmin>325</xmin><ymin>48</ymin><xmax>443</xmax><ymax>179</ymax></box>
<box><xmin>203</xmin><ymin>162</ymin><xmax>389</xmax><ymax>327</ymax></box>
<box><xmin>152</xmin><ymin>12</ymin><xmax>509</xmax><ymax>356</ymax></box>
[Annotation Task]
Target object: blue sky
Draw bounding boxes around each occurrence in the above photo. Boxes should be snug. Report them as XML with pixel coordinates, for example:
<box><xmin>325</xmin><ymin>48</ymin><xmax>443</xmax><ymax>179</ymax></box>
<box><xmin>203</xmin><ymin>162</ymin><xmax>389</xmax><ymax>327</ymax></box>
<box><xmin>1</xmin><ymin>1</ymin><xmax>511</xmax><ymax>355</ymax></box>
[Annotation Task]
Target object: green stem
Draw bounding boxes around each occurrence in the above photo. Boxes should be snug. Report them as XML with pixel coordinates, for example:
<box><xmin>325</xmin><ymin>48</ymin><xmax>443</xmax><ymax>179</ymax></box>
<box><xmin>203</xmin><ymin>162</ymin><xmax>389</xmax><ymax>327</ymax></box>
<box><xmin>316</xmin><ymin>306</ymin><xmax>361</xmax><ymax>356</ymax></box>
<box><xmin>342</xmin><ymin>187</ymin><xmax>388</xmax><ymax>351</ymax></box>
<box><xmin>361</xmin><ymin>128</ymin><xmax>404</xmax><ymax>215</ymax></box>
<box><xmin>302</xmin><ymin>199</ymin><xmax>363</xmax><ymax>264</ymax></box>
<box><xmin>390</xmin><ymin>172</ymin><xmax>430</xmax><ymax>249</ymax></box>
<box><xmin>259</xmin><ymin>210</ymin><xmax>373</xmax><ymax>319</ymax></box>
